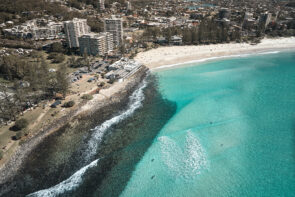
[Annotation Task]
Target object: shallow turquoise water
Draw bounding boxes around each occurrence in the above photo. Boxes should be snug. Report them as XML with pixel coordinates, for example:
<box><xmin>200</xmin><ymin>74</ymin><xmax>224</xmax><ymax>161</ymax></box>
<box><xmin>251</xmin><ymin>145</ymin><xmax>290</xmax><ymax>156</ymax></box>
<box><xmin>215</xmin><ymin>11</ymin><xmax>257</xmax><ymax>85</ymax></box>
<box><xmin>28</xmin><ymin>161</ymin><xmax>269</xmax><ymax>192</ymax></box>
<box><xmin>120</xmin><ymin>51</ymin><xmax>295</xmax><ymax>197</ymax></box>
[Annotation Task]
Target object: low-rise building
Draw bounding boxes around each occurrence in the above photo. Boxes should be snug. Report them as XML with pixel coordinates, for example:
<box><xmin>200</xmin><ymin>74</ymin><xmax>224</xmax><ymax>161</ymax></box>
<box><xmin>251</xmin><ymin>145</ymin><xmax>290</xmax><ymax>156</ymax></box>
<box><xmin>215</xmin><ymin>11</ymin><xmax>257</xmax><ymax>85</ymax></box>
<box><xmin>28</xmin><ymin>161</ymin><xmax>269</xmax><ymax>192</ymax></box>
<box><xmin>106</xmin><ymin>58</ymin><xmax>142</xmax><ymax>81</ymax></box>
<box><xmin>3</xmin><ymin>19</ymin><xmax>63</xmax><ymax>40</ymax></box>
<box><xmin>171</xmin><ymin>35</ymin><xmax>182</xmax><ymax>45</ymax></box>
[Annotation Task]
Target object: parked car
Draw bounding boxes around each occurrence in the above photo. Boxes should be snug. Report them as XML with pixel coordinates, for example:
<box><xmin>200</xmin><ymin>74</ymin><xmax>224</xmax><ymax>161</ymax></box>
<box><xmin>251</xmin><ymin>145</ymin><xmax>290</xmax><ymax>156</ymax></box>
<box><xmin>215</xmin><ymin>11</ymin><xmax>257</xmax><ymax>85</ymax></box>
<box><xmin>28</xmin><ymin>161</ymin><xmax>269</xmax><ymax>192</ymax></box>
<box><xmin>50</xmin><ymin>100</ymin><xmax>62</xmax><ymax>108</ymax></box>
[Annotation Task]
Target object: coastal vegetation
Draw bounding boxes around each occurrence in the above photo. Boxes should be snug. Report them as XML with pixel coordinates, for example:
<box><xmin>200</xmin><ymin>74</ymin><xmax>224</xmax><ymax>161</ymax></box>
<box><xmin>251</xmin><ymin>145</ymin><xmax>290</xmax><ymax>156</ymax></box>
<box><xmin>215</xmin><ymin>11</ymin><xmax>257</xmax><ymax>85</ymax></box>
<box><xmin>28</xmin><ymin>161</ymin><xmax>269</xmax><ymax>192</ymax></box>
<box><xmin>14</xmin><ymin>131</ymin><xmax>24</xmax><ymax>140</ymax></box>
<box><xmin>13</xmin><ymin>118</ymin><xmax>28</xmax><ymax>131</ymax></box>
<box><xmin>0</xmin><ymin>0</ymin><xmax>82</xmax><ymax>24</ymax></box>
<box><xmin>63</xmin><ymin>100</ymin><xmax>75</xmax><ymax>108</ymax></box>
<box><xmin>0</xmin><ymin>52</ymin><xmax>70</xmax><ymax>123</ymax></box>
<box><xmin>48</xmin><ymin>53</ymin><xmax>66</xmax><ymax>64</ymax></box>
<box><xmin>81</xmin><ymin>94</ymin><xmax>93</xmax><ymax>100</ymax></box>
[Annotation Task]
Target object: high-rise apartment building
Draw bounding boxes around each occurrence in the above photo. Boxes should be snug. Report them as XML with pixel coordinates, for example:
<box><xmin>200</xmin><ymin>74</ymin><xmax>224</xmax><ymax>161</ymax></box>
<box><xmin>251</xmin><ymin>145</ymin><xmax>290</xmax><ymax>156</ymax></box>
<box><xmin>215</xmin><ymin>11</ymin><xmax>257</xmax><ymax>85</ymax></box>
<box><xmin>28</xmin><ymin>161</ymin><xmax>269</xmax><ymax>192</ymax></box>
<box><xmin>219</xmin><ymin>8</ymin><xmax>231</xmax><ymax>19</ymax></box>
<box><xmin>79</xmin><ymin>32</ymin><xmax>113</xmax><ymax>56</ymax></box>
<box><xmin>104</xmin><ymin>16</ymin><xmax>123</xmax><ymax>47</ymax></box>
<box><xmin>63</xmin><ymin>18</ymin><xmax>90</xmax><ymax>48</ymax></box>
<box><xmin>259</xmin><ymin>12</ymin><xmax>272</xmax><ymax>28</ymax></box>
<box><xmin>126</xmin><ymin>1</ymin><xmax>132</xmax><ymax>10</ymax></box>
<box><xmin>100</xmin><ymin>32</ymin><xmax>114</xmax><ymax>53</ymax></box>
<box><xmin>99</xmin><ymin>0</ymin><xmax>105</xmax><ymax>11</ymax></box>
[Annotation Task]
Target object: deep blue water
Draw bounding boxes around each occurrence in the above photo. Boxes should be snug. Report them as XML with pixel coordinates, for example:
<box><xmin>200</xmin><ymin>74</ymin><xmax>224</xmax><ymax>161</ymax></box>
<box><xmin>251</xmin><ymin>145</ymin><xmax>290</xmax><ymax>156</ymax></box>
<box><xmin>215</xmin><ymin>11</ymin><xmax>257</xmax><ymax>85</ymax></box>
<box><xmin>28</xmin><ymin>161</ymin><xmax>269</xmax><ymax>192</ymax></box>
<box><xmin>120</xmin><ymin>51</ymin><xmax>295</xmax><ymax>197</ymax></box>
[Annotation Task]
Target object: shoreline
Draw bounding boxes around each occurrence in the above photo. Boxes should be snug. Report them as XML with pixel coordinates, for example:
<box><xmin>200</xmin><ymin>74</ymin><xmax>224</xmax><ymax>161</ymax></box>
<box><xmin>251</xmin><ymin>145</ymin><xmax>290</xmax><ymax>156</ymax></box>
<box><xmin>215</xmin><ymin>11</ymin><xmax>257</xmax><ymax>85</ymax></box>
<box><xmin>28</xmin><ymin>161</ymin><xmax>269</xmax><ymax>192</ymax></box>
<box><xmin>0</xmin><ymin>66</ymin><xmax>148</xmax><ymax>195</ymax></box>
<box><xmin>135</xmin><ymin>37</ymin><xmax>295</xmax><ymax>71</ymax></box>
<box><xmin>26</xmin><ymin>74</ymin><xmax>176</xmax><ymax>197</ymax></box>
<box><xmin>153</xmin><ymin>49</ymin><xmax>293</xmax><ymax>71</ymax></box>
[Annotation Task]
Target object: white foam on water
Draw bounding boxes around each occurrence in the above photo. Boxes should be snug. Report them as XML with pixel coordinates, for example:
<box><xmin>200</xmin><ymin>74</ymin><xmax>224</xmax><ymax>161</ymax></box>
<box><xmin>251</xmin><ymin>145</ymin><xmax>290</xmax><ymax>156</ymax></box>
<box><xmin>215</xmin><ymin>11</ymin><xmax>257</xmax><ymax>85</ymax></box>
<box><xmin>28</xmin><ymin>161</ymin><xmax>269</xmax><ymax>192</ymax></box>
<box><xmin>27</xmin><ymin>159</ymin><xmax>99</xmax><ymax>197</ymax></box>
<box><xmin>158</xmin><ymin>136</ymin><xmax>184</xmax><ymax>178</ymax></box>
<box><xmin>27</xmin><ymin>79</ymin><xmax>148</xmax><ymax>197</ymax></box>
<box><xmin>184</xmin><ymin>131</ymin><xmax>208</xmax><ymax>178</ymax></box>
<box><xmin>257</xmin><ymin>51</ymin><xmax>280</xmax><ymax>55</ymax></box>
<box><xmin>158</xmin><ymin>130</ymin><xmax>208</xmax><ymax>180</ymax></box>
<box><xmin>153</xmin><ymin>50</ymin><xmax>281</xmax><ymax>71</ymax></box>
<box><xmin>85</xmin><ymin>79</ymin><xmax>147</xmax><ymax>161</ymax></box>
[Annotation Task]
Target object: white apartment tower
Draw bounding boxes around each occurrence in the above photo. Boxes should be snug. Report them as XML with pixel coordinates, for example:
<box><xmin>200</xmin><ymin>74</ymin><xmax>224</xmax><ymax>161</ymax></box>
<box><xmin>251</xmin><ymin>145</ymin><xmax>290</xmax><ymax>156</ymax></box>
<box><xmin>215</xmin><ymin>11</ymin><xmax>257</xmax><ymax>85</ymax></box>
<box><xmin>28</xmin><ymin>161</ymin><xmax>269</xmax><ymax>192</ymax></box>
<box><xmin>99</xmin><ymin>0</ymin><xmax>105</xmax><ymax>11</ymax></box>
<box><xmin>79</xmin><ymin>32</ymin><xmax>113</xmax><ymax>56</ymax></box>
<box><xmin>126</xmin><ymin>1</ymin><xmax>132</xmax><ymax>10</ymax></box>
<box><xmin>63</xmin><ymin>18</ymin><xmax>90</xmax><ymax>48</ymax></box>
<box><xmin>104</xmin><ymin>16</ymin><xmax>123</xmax><ymax>47</ymax></box>
<box><xmin>100</xmin><ymin>32</ymin><xmax>114</xmax><ymax>52</ymax></box>
<box><xmin>259</xmin><ymin>12</ymin><xmax>272</xmax><ymax>28</ymax></box>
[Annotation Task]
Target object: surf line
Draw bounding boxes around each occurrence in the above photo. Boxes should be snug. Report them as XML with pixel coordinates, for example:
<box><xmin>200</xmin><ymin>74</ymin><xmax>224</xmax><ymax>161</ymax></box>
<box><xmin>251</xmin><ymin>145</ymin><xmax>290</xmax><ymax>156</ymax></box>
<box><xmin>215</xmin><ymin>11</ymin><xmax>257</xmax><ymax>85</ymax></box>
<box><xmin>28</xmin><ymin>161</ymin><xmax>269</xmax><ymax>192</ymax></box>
<box><xmin>153</xmin><ymin>50</ymin><xmax>281</xmax><ymax>71</ymax></box>
<box><xmin>27</xmin><ymin>79</ymin><xmax>148</xmax><ymax>197</ymax></box>
<box><xmin>84</xmin><ymin>78</ymin><xmax>148</xmax><ymax>161</ymax></box>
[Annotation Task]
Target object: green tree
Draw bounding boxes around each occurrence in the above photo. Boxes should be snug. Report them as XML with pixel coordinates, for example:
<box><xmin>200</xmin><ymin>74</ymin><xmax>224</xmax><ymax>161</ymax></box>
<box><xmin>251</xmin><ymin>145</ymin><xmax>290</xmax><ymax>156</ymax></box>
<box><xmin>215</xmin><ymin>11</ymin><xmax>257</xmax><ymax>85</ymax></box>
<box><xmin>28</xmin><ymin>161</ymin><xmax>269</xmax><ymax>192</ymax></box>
<box><xmin>50</xmin><ymin>42</ymin><xmax>65</xmax><ymax>53</ymax></box>
<box><xmin>182</xmin><ymin>29</ymin><xmax>192</xmax><ymax>44</ymax></box>
<box><xmin>63</xmin><ymin>100</ymin><xmax>75</xmax><ymax>108</ymax></box>
<box><xmin>81</xmin><ymin>94</ymin><xmax>93</xmax><ymax>100</ymax></box>
<box><xmin>163</xmin><ymin>28</ymin><xmax>172</xmax><ymax>44</ymax></box>
<box><xmin>39</xmin><ymin>59</ymin><xmax>51</xmax><ymax>98</ymax></box>
<box><xmin>48</xmin><ymin>53</ymin><xmax>65</xmax><ymax>63</ymax></box>
<box><xmin>14</xmin><ymin>131</ymin><xmax>24</xmax><ymax>140</ymax></box>
<box><xmin>87</xmin><ymin>17</ymin><xmax>104</xmax><ymax>32</ymax></box>
<box><xmin>191</xmin><ymin>28</ymin><xmax>199</xmax><ymax>45</ymax></box>
<box><xmin>119</xmin><ymin>43</ymin><xmax>126</xmax><ymax>55</ymax></box>
<box><xmin>56</xmin><ymin>64</ymin><xmax>69</xmax><ymax>98</ymax></box>
<box><xmin>0</xmin><ymin>85</ymin><xmax>19</xmax><ymax>121</ymax></box>
<box><xmin>0</xmin><ymin>150</ymin><xmax>3</xmax><ymax>160</ymax></box>
<box><xmin>14</xmin><ymin>118</ymin><xmax>28</xmax><ymax>131</ymax></box>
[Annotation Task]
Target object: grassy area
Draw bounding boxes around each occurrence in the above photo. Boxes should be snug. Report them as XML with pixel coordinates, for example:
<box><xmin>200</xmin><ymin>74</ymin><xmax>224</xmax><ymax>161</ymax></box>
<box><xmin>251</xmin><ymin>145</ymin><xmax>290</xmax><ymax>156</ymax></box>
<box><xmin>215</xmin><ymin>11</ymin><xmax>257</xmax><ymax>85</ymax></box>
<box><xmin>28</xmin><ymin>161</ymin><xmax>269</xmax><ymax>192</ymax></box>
<box><xmin>0</xmin><ymin>77</ymin><xmax>12</xmax><ymax>84</ymax></box>
<box><xmin>0</xmin><ymin>125</ymin><xmax>15</xmax><ymax>147</ymax></box>
<box><xmin>0</xmin><ymin>106</ymin><xmax>43</xmax><ymax>165</ymax></box>
<box><xmin>0</xmin><ymin>106</ymin><xmax>44</xmax><ymax>147</ymax></box>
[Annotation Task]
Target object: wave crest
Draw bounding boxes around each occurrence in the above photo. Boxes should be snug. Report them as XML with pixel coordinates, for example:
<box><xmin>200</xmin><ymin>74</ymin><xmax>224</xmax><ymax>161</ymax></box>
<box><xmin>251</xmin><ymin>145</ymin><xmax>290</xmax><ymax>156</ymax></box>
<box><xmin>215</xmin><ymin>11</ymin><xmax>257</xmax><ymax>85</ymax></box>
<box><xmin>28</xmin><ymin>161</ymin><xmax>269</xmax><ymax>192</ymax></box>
<box><xmin>27</xmin><ymin>159</ymin><xmax>99</xmax><ymax>197</ymax></box>
<box><xmin>85</xmin><ymin>79</ymin><xmax>147</xmax><ymax>161</ymax></box>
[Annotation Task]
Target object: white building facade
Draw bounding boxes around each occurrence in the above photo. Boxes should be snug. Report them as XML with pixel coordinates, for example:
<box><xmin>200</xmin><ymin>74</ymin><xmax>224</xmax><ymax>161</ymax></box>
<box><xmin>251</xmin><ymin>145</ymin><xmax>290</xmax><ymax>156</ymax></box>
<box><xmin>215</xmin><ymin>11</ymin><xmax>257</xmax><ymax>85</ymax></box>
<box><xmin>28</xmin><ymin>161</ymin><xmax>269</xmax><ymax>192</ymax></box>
<box><xmin>104</xmin><ymin>16</ymin><xmax>124</xmax><ymax>47</ymax></box>
<box><xmin>79</xmin><ymin>32</ymin><xmax>113</xmax><ymax>56</ymax></box>
<box><xmin>63</xmin><ymin>18</ymin><xmax>90</xmax><ymax>48</ymax></box>
<box><xmin>3</xmin><ymin>19</ymin><xmax>63</xmax><ymax>40</ymax></box>
<box><xmin>99</xmin><ymin>0</ymin><xmax>105</xmax><ymax>11</ymax></box>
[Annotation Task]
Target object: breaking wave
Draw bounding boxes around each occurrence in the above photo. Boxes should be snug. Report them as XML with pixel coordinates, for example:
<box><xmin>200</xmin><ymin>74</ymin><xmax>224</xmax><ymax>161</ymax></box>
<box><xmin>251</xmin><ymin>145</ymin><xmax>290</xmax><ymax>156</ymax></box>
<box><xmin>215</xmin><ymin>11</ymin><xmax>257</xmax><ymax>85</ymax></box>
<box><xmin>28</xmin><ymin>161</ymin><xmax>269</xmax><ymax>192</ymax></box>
<box><xmin>27</xmin><ymin>79</ymin><xmax>148</xmax><ymax>197</ymax></box>
<box><xmin>85</xmin><ymin>79</ymin><xmax>147</xmax><ymax>161</ymax></box>
<box><xmin>257</xmin><ymin>51</ymin><xmax>280</xmax><ymax>55</ymax></box>
<box><xmin>27</xmin><ymin>159</ymin><xmax>99</xmax><ymax>197</ymax></box>
<box><xmin>158</xmin><ymin>130</ymin><xmax>208</xmax><ymax>180</ymax></box>
<box><xmin>153</xmin><ymin>50</ymin><xmax>281</xmax><ymax>70</ymax></box>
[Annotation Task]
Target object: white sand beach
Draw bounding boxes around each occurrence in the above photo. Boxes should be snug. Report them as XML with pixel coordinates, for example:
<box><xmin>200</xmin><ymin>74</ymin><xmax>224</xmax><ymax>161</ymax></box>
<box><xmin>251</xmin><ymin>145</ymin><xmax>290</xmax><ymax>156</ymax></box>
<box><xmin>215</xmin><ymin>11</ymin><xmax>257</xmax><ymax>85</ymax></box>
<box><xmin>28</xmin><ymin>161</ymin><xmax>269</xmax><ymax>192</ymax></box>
<box><xmin>135</xmin><ymin>37</ymin><xmax>295</xmax><ymax>70</ymax></box>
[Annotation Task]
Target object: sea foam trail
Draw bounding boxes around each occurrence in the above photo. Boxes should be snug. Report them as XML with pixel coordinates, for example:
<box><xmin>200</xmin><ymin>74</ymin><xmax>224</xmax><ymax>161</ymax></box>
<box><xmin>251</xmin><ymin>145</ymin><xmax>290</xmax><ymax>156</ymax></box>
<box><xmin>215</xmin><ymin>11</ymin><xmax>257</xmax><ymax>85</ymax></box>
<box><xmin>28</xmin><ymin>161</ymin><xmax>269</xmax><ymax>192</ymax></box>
<box><xmin>257</xmin><ymin>51</ymin><xmax>280</xmax><ymax>55</ymax></box>
<box><xmin>27</xmin><ymin>79</ymin><xmax>148</xmax><ymax>197</ymax></box>
<box><xmin>85</xmin><ymin>79</ymin><xmax>147</xmax><ymax>161</ymax></box>
<box><xmin>27</xmin><ymin>159</ymin><xmax>99</xmax><ymax>197</ymax></box>
<box><xmin>153</xmin><ymin>50</ymin><xmax>281</xmax><ymax>70</ymax></box>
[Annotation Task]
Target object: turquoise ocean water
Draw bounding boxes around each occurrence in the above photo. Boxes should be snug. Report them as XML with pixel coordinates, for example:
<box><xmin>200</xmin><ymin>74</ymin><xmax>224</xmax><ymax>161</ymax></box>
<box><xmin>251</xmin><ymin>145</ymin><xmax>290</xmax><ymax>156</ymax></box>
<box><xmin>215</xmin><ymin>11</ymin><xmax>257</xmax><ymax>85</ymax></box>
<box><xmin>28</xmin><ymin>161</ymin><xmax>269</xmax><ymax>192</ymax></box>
<box><xmin>120</xmin><ymin>51</ymin><xmax>295</xmax><ymax>197</ymax></box>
